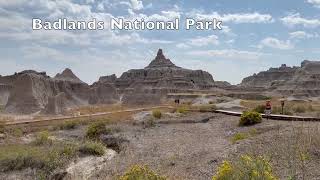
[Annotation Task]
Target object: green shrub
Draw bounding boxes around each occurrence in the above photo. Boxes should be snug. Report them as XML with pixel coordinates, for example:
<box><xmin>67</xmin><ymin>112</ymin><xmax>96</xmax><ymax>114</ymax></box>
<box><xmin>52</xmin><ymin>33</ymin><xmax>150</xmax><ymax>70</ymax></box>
<box><xmin>34</xmin><ymin>131</ymin><xmax>52</xmax><ymax>145</ymax></box>
<box><xmin>239</xmin><ymin>111</ymin><xmax>262</xmax><ymax>126</ymax></box>
<box><xmin>0</xmin><ymin>121</ymin><xmax>5</xmax><ymax>134</ymax></box>
<box><xmin>176</xmin><ymin>107</ymin><xmax>187</xmax><ymax>114</ymax></box>
<box><xmin>12</xmin><ymin>128</ymin><xmax>23</xmax><ymax>137</ymax></box>
<box><xmin>293</xmin><ymin>105</ymin><xmax>306</xmax><ymax>113</ymax></box>
<box><xmin>213</xmin><ymin>155</ymin><xmax>278</xmax><ymax>180</ymax></box>
<box><xmin>79</xmin><ymin>141</ymin><xmax>105</xmax><ymax>156</ymax></box>
<box><xmin>59</xmin><ymin>121</ymin><xmax>78</xmax><ymax>130</ymax></box>
<box><xmin>152</xmin><ymin>110</ymin><xmax>162</xmax><ymax>119</ymax></box>
<box><xmin>86</xmin><ymin>122</ymin><xmax>107</xmax><ymax>139</ymax></box>
<box><xmin>144</xmin><ymin>118</ymin><xmax>155</xmax><ymax>128</ymax></box>
<box><xmin>119</xmin><ymin>165</ymin><xmax>166</xmax><ymax>180</ymax></box>
<box><xmin>252</xmin><ymin>105</ymin><xmax>266</xmax><ymax>113</ymax></box>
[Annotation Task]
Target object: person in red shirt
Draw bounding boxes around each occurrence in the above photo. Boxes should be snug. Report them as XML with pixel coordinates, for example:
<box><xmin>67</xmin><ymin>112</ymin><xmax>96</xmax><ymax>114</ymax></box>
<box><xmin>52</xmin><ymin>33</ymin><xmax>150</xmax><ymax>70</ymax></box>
<box><xmin>265</xmin><ymin>100</ymin><xmax>272</xmax><ymax>119</ymax></box>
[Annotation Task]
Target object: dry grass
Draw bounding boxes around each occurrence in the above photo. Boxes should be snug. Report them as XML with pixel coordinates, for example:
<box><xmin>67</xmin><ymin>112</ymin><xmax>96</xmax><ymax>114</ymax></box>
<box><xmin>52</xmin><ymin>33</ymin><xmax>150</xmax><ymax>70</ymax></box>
<box><xmin>241</xmin><ymin>99</ymin><xmax>320</xmax><ymax>115</ymax></box>
<box><xmin>241</xmin><ymin>122</ymin><xmax>320</xmax><ymax>179</ymax></box>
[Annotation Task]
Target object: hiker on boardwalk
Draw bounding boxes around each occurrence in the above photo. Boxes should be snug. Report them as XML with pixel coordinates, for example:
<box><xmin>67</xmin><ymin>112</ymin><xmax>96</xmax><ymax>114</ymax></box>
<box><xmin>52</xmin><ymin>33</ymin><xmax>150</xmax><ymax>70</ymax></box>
<box><xmin>265</xmin><ymin>100</ymin><xmax>272</xmax><ymax>119</ymax></box>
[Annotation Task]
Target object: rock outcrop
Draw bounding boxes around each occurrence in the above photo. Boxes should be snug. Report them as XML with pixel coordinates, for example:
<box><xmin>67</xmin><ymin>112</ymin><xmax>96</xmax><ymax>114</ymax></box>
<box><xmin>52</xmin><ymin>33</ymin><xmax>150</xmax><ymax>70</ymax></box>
<box><xmin>54</xmin><ymin>68</ymin><xmax>84</xmax><ymax>83</ymax></box>
<box><xmin>5</xmin><ymin>70</ymin><xmax>90</xmax><ymax>114</ymax></box>
<box><xmin>89</xmin><ymin>82</ymin><xmax>119</xmax><ymax>105</ymax></box>
<box><xmin>115</xmin><ymin>49</ymin><xmax>215</xmax><ymax>91</ymax></box>
<box><xmin>240</xmin><ymin>60</ymin><xmax>320</xmax><ymax>97</ymax></box>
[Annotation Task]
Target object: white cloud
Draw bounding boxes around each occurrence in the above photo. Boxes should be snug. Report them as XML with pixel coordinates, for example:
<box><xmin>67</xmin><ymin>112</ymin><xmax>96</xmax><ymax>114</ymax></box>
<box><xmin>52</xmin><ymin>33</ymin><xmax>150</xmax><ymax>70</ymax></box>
<box><xmin>280</xmin><ymin>13</ymin><xmax>320</xmax><ymax>28</ymax></box>
<box><xmin>259</xmin><ymin>37</ymin><xmax>294</xmax><ymax>50</ymax></box>
<box><xmin>188</xmin><ymin>11</ymin><xmax>273</xmax><ymax>23</ymax></box>
<box><xmin>130</xmin><ymin>0</ymin><xmax>143</xmax><ymax>10</ymax></box>
<box><xmin>289</xmin><ymin>31</ymin><xmax>318</xmax><ymax>39</ymax></box>
<box><xmin>307</xmin><ymin>0</ymin><xmax>320</xmax><ymax>8</ymax></box>
<box><xmin>176</xmin><ymin>43</ymin><xmax>190</xmax><ymax>49</ymax></box>
<box><xmin>187</xmin><ymin>49</ymin><xmax>265</xmax><ymax>60</ymax></box>
<box><xmin>176</xmin><ymin>35</ymin><xmax>219</xmax><ymax>48</ymax></box>
<box><xmin>188</xmin><ymin>35</ymin><xmax>219</xmax><ymax>46</ymax></box>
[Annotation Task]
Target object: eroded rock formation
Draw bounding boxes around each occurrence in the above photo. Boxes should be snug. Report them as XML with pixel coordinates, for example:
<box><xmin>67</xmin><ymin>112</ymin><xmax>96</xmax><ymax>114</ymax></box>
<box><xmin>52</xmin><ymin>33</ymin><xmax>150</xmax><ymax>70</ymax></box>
<box><xmin>115</xmin><ymin>49</ymin><xmax>215</xmax><ymax>91</ymax></box>
<box><xmin>240</xmin><ymin>60</ymin><xmax>320</xmax><ymax>96</ymax></box>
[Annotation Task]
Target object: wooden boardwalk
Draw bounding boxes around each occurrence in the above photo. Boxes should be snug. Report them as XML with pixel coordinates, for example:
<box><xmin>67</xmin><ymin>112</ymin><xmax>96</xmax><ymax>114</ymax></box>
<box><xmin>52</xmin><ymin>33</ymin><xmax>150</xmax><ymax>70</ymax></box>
<box><xmin>214</xmin><ymin>110</ymin><xmax>320</xmax><ymax>121</ymax></box>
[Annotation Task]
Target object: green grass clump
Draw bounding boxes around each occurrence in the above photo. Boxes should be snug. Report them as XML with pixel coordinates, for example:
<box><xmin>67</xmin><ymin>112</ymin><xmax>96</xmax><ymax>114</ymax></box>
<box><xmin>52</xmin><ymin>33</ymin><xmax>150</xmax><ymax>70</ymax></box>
<box><xmin>59</xmin><ymin>121</ymin><xmax>78</xmax><ymax>130</ymax></box>
<box><xmin>86</xmin><ymin>122</ymin><xmax>108</xmax><ymax>139</ymax></box>
<box><xmin>213</xmin><ymin>155</ymin><xmax>277</xmax><ymax>180</ymax></box>
<box><xmin>252</xmin><ymin>105</ymin><xmax>266</xmax><ymax>113</ymax></box>
<box><xmin>239</xmin><ymin>111</ymin><xmax>262</xmax><ymax>126</ymax></box>
<box><xmin>33</xmin><ymin>131</ymin><xmax>52</xmax><ymax>145</ymax></box>
<box><xmin>11</xmin><ymin>128</ymin><xmax>23</xmax><ymax>137</ymax></box>
<box><xmin>79</xmin><ymin>141</ymin><xmax>105</xmax><ymax>156</ymax></box>
<box><xmin>119</xmin><ymin>165</ymin><xmax>166</xmax><ymax>180</ymax></box>
<box><xmin>231</xmin><ymin>133</ymin><xmax>248</xmax><ymax>144</ymax></box>
<box><xmin>176</xmin><ymin>107</ymin><xmax>187</xmax><ymax>114</ymax></box>
<box><xmin>152</xmin><ymin>110</ymin><xmax>162</xmax><ymax>119</ymax></box>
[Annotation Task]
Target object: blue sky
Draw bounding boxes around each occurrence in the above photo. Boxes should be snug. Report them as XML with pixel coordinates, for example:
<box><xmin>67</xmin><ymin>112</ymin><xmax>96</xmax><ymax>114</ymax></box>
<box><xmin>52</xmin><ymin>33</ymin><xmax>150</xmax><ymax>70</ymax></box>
<box><xmin>0</xmin><ymin>0</ymin><xmax>320</xmax><ymax>84</ymax></box>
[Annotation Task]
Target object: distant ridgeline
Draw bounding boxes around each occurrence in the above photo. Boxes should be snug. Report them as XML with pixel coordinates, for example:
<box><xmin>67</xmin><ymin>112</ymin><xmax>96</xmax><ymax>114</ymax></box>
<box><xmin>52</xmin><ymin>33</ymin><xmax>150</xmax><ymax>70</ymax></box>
<box><xmin>240</xmin><ymin>60</ymin><xmax>320</xmax><ymax>97</ymax></box>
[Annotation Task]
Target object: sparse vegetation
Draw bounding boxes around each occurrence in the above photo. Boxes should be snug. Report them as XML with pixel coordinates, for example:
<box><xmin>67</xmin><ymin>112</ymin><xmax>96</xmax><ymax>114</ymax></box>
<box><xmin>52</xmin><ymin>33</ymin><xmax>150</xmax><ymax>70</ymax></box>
<box><xmin>152</xmin><ymin>110</ymin><xmax>162</xmax><ymax>119</ymax></box>
<box><xmin>292</xmin><ymin>105</ymin><xmax>306</xmax><ymax>113</ymax></box>
<box><xmin>59</xmin><ymin>120</ymin><xmax>78</xmax><ymax>130</ymax></box>
<box><xmin>144</xmin><ymin>118</ymin><xmax>155</xmax><ymax>128</ymax></box>
<box><xmin>79</xmin><ymin>141</ymin><xmax>105</xmax><ymax>156</ymax></box>
<box><xmin>252</xmin><ymin>104</ymin><xmax>266</xmax><ymax>113</ymax></box>
<box><xmin>86</xmin><ymin>122</ymin><xmax>108</xmax><ymax>139</ymax></box>
<box><xmin>33</xmin><ymin>131</ymin><xmax>52</xmax><ymax>145</ymax></box>
<box><xmin>239</xmin><ymin>111</ymin><xmax>262</xmax><ymax>126</ymax></box>
<box><xmin>231</xmin><ymin>129</ymin><xmax>258</xmax><ymax>144</ymax></box>
<box><xmin>0</xmin><ymin>142</ymin><xmax>78</xmax><ymax>177</ymax></box>
<box><xmin>119</xmin><ymin>165</ymin><xmax>166</xmax><ymax>180</ymax></box>
<box><xmin>0</xmin><ymin>121</ymin><xmax>5</xmax><ymax>134</ymax></box>
<box><xmin>198</xmin><ymin>104</ymin><xmax>217</xmax><ymax>112</ymax></box>
<box><xmin>176</xmin><ymin>106</ymin><xmax>187</xmax><ymax>114</ymax></box>
<box><xmin>231</xmin><ymin>132</ymin><xmax>248</xmax><ymax>144</ymax></box>
<box><xmin>213</xmin><ymin>155</ymin><xmax>278</xmax><ymax>180</ymax></box>
<box><xmin>11</xmin><ymin>128</ymin><xmax>24</xmax><ymax>137</ymax></box>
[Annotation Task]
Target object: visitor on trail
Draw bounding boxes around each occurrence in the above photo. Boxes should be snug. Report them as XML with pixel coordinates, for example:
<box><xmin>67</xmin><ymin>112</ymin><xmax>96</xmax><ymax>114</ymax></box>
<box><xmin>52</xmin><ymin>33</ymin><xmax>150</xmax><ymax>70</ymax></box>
<box><xmin>265</xmin><ymin>100</ymin><xmax>272</xmax><ymax>119</ymax></box>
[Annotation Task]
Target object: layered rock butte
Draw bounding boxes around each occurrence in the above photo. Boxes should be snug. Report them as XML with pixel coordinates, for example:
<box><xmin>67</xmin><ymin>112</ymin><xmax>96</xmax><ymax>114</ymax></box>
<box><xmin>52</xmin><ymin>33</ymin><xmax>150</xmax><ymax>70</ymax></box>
<box><xmin>240</xmin><ymin>60</ymin><xmax>320</xmax><ymax>97</ymax></box>
<box><xmin>0</xmin><ymin>49</ymin><xmax>218</xmax><ymax>114</ymax></box>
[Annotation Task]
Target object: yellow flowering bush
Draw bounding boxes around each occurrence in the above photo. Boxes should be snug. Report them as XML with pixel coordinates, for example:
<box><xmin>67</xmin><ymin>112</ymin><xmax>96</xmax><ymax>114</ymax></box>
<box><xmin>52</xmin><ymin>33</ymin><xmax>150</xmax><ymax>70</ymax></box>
<box><xmin>213</xmin><ymin>155</ymin><xmax>278</xmax><ymax>180</ymax></box>
<box><xmin>119</xmin><ymin>165</ymin><xmax>166</xmax><ymax>180</ymax></box>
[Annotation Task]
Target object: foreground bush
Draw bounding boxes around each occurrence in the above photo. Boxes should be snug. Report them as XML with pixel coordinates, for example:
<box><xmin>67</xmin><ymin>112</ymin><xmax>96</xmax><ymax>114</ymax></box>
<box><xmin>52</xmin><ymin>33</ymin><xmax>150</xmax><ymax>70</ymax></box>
<box><xmin>152</xmin><ymin>110</ymin><xmax>162</xmax><ymax>119</ymax></box>
<box><xmin>239</xmin><ymin>111</ymin><xmax>262</xmax><ymax>126</ymax></box>
<box><xmin>119</xmin><ymin>165</ymin><xmax>166</xmax><ymax>180</ymax></box>
<box><xmin>86</xmin><ymin>122</ymin><xmax>107</xmax><ymax>139</ymax></box>
<box><xmin>79</xmin><ymin>141</ymin><xmax>105</xmax><ymax>156</ymax></box>
<box><xmin>213</xmin><ymin>155</ymin><xmax>278</xmax><ymax>180</ymax></box>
